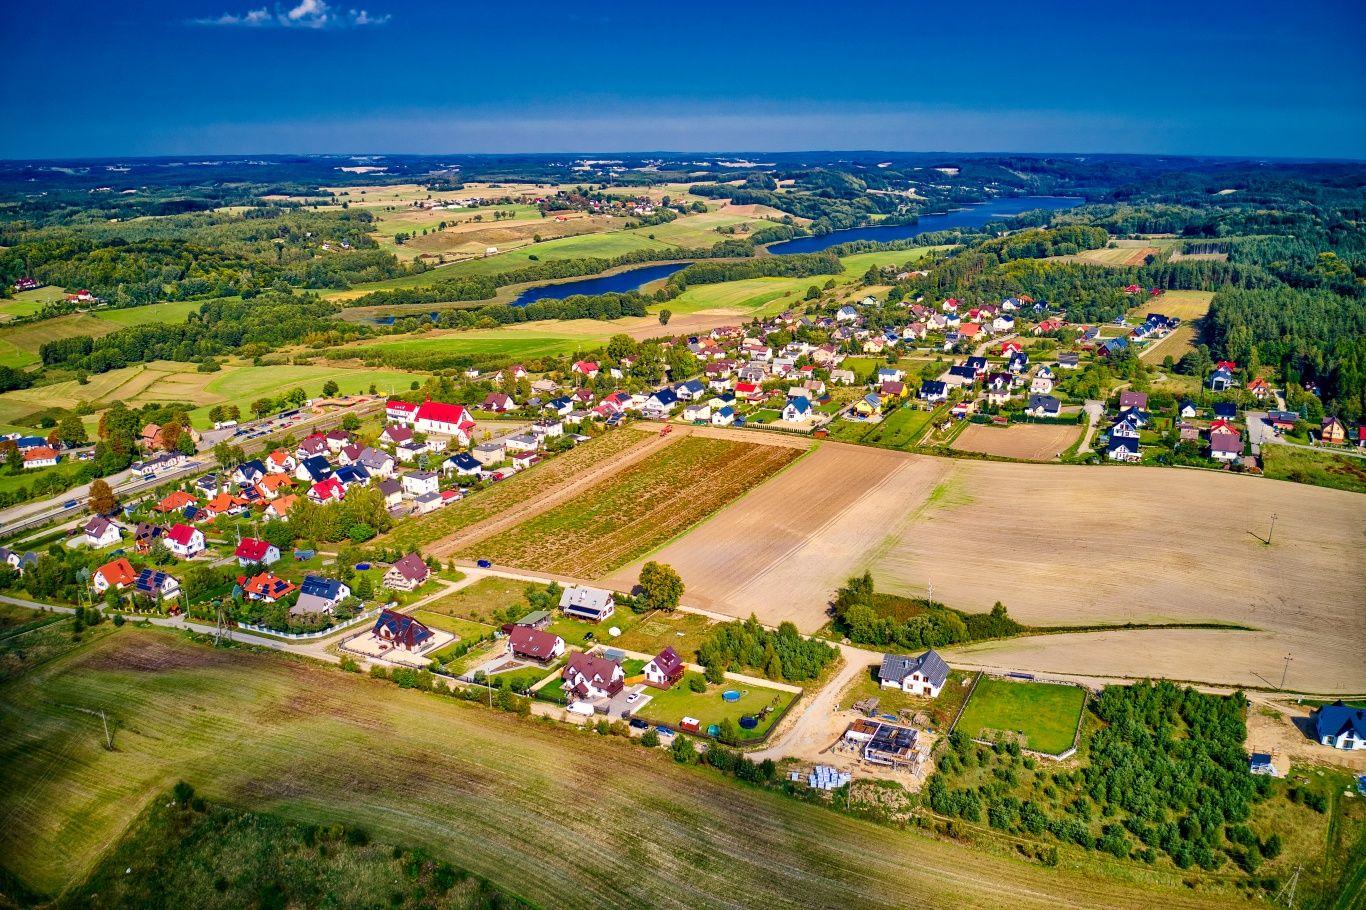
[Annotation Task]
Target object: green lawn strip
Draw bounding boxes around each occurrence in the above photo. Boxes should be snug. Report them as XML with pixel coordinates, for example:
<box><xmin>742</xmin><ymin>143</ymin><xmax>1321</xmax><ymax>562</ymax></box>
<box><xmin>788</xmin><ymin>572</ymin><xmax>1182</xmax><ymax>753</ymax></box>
<box><xmin>953</xmin><ymin>676</ymin><xmax>1086</xmax><ymax>755</ymax></box>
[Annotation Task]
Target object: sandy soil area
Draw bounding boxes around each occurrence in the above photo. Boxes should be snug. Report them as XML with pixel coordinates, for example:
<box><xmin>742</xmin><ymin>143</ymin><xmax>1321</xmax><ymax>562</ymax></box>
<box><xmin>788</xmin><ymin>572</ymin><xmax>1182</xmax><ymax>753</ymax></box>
<box><xmin>950</xmin><ymin>422</ymin><xmax>1080</xmax><ymax>460</ymax></box>
<box><xmin>606</xmin><ymin>444</ymin><xmax>952</xmax><ymax>630</ymax></box>
<box><xmin>944</xmin><ymin>627</ymin><xmax>1362</xmax><ymax>695</ymax></box>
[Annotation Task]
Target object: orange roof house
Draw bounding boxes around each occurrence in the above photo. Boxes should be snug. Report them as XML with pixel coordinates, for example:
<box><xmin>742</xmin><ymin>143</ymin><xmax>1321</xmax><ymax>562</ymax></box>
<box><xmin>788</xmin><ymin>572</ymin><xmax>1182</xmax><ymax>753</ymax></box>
<box><xmin>156</xmin><ymin>490</ymin><xmax>197</xmax><ymax>513</ymax></box>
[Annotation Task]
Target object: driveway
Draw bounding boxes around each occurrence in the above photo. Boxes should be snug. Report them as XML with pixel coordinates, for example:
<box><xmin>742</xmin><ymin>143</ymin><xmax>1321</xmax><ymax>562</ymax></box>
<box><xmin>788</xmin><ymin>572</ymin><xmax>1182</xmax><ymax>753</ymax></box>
<box><xmin>749</xmin><ymin>642</ymin><xmax>878</xmax><ymax>762</ymax></box>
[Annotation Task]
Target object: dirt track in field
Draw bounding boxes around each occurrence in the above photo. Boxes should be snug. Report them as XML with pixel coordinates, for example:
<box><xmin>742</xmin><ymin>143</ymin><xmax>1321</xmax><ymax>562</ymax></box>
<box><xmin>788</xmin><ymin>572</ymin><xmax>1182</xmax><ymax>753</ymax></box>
<box><xmin>950</xmin><ymin>422</ymin><xmax>1080</xmax><ymax>460</ymax></box>
<box><xmin>426</xmin><ymin>425</ymin><xmax>682</xmax><ymax>557</ymax></box>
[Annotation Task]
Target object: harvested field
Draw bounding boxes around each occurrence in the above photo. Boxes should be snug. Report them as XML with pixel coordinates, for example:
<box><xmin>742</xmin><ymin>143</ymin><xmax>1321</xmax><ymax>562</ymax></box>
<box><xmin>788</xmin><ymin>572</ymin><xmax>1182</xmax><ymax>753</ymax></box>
<box><xmin>950</xmin><ymin>422</ymin><xmax>1080</xmax><ymax>460</ymax></box>
<box><xmin>0</xmin><ymin>629</ymin><xmax>1236</xmax><ymax>910</ymax></box>
<box><xmin>606</xmin><ymin>444</ymin><xmax>953</xmax><ymax>631</ymax></box>
<box><xmin>462</xmin><ymin>435</ymin><xmax>806</xmax><ymax>577</ymax></box>
<box><xmin>378</xmin><ymin>428</ymin><xmax>656</xmax><ymax>556</ymax></box>
<box><xmin>874</xmin><ymin>462</ymin><xmax>1366</xmax><ymax>692</ymax></box>
<box><xmin>1134</xmin><ymin>289</ymin><xmax>1213</xmax><ymax>322</ymax></box>
<box><xmin>629</xmin><ymin>445</ymin><xmax>1366</xmax><ymax>691</ymax></box>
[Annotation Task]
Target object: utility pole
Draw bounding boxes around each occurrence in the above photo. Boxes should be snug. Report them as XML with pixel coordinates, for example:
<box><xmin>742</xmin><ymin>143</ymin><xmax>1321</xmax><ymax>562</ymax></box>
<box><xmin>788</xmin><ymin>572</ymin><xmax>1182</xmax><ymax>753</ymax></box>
<box><xmin>1274</xmin><ymin>865</ymin><xmax>1300</xmax><ymax>909</ymax></box>
<box><xmin>1267</xmin><ymin>512</ymin><xmax>1279</xmax><ymax>545</ymax></box>
<box><xmin>1280</xmin><ymin>652</ymin><xmax>1293</xmax><ymax>690</ymax></box>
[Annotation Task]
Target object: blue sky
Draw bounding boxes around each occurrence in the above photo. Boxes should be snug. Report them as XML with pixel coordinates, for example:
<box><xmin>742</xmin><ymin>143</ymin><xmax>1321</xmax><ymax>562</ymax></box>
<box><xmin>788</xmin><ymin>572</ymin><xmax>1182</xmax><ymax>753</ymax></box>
<box><xmin>4</xmin><ymin>0</ymin><xmax>1364</xmax><ymax>158</ymax></box>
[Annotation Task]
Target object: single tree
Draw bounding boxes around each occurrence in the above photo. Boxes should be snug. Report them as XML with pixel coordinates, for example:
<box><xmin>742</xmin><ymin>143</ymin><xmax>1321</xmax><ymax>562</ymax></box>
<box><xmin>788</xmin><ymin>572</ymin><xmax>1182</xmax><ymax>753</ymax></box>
<box><xmin>88</xmin><ymin>478</ymin><xmax>118</xmax><ymax>515</ymax></box>
<box><xmin>638</xmin><ymin>561</ymin><xmax>683</xmax><ymax>612</ymax></box>
<box><xmin>658</xmin><ymin>309</ymin><xmax>672</xmax><ymax>326</ymax></box>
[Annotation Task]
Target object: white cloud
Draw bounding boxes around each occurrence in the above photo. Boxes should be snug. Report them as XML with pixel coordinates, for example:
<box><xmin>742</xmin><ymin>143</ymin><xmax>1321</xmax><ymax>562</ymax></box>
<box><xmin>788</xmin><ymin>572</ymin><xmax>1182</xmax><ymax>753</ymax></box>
<box><xmin>189</xmin><ymin>0</ymin><xmax>388</xmax><ymax>28</ymax></box>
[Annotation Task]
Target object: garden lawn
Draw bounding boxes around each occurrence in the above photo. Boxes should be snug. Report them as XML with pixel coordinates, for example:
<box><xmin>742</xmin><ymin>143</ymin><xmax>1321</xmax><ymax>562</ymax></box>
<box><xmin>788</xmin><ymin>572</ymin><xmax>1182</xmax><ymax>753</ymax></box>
<box><xmin>860</xmin><ymin>406</ymin><xmax>937</xmax><ymax>449</ymax></box>
<box><xmin>459</xmin><ymin>437</ymin><xmax>805</xmax><ymax>577</ymax></box>
<box><xmin>409</xmin><ymin>610</ymin><xmax>498</xmax><ymax>643</ymax></box>
<box><xmin>634</xmin><ymin>672</ymin><xmax>796</xmax><ymax>742</ymax></box>
<box><xmin>418</xmin><ymin>576</ymin><xmax>531</xmax><ymax>624</ymax></box>
<box><xmin>613</xmin><ymin>611</ymin><xmax>720</xmax><ymax>663</ymax></box>
<box><xmin>954</xmin><ymin>676</ymin><xmax>1086</xmax><ymax>755</ymax></box>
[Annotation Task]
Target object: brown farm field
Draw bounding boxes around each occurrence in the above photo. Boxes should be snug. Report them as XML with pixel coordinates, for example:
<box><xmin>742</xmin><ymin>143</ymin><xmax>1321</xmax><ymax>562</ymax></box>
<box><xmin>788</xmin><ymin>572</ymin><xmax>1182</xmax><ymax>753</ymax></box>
<box><xmin>950</xmin><ymin>422</ymin><xmax>1081</xmax><ymax>460</ymax></box>
<box><xmin>461</xmin><ymin>434</ymin><xmax>807</xmax><ymax>577</ymax></box>
<box><xmin>626</xmin><ymin>443</ymin><xmax>1366</xmax><ymax>691</ymax></box>
<box><xmin>0</xmin><ymin>629</ymin><xmax>1241</xmax><ymax>910</ymax></box>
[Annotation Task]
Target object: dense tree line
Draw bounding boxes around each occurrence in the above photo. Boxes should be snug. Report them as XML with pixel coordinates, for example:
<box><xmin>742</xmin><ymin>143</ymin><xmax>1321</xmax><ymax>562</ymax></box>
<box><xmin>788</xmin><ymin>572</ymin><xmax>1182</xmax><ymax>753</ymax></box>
<box><xmin>344</xmin><ymin>237</ymin><xmax>762</xmax><ymax>310</ymax></box>
<box><xmin>38</xmin><ymin>293</ymin><xmax>366</xmax><ymax>374</ymax></box>
<box><xmin>695</xmin><ymin>615</ymin><xmax>837</xmax><ymax>683</ymax></box>
<box><xmin>667</xmin><ymin>252</ymin><xmax>844</xmax><ymax>289</ymax></box>
<box><xmin>830</xmin><ymin>573</ymin><xmax>1023</xmax><ymax>650</ymax></box>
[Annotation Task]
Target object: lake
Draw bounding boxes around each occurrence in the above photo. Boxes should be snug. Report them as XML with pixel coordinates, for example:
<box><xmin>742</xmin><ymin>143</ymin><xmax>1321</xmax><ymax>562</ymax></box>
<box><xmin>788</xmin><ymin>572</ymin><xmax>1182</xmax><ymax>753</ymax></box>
<box><xmin>378</xmin><ymin>196</ymin><xmax>1083</xmax><ymax>320</ymax></box>
<box><xmin>766</xmin><ymin>196</ymin><xmax>1083</xmax><ymax>255</ymax></box>
<box><xmin>509</xmin><ymin>262</ymin><xmax>689</xmax><ymax>307</ymax></box>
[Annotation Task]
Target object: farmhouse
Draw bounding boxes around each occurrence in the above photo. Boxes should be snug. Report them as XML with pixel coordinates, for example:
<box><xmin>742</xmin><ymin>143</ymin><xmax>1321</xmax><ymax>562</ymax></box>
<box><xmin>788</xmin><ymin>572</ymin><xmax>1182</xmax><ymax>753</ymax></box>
<box><xmin>642</xmin><ymin>646</ymin><xmax>686</xmax><ymax>689</ymax></box>
<box><xmin>384</xmin><ymin>552</ymin><xmax>430</xmax><ymax>591</ymax></box>
<box><xmin>878</xmin><ymin>650</ymin><xmax>950</xmax><ymax>697</ymax></box>
<box><xmin>373</xmin><ymin>609</ymin><xmax>434</xmax><ymax>652</ymax></box>
<box><xmin>561</xmin><ymin>651</ymin><xmax>625</xmax><ymax>702</ymax></box>
<box><xmin>507</xmin><ymin>625</ymin><xmax>565</xmax><ymax>663</ymax></box>
<box><xmin>1314</xmin><ymin>701</ymin><xmax>1366</xmax><ymax>750</ymax></box>
<box><xmin>559</xmin><ymin>585</ymin><xmax>615</xmax><ymax>623</ymax></box>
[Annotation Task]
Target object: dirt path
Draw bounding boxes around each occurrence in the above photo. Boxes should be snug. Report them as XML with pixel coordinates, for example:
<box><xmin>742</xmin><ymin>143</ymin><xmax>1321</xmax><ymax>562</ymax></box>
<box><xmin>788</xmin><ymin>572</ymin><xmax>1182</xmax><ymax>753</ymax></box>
<box><xmin>750</xmin><ymin>643</ymin><xmax>872</xmax><ymax>761</ymax></box>
<box><xmin>426</xmin><ymin>426</ymin><xmax>687</xmax><ymax>558</ymax></box>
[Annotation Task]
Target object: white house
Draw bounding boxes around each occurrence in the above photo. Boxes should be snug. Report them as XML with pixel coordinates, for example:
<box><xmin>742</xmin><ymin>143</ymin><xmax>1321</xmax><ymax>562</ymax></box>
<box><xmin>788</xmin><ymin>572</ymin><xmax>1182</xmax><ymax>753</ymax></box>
<box><xmin>878</xmin><ymin>650</ymin><xmax>950</xmax><ymax>697</ymax></box>
<box><xmin>82</xmin><ymin>517</ymin><xmax>122</xmax><ymax>549</ymax></box>
<box><xmin>1314</xmin><ymin>701</ymin><xmax>1366</xmax><ymax>750</ymax></box>
<box><xmin>165</xmin><ymin>523</ymin><xmax>206</xmax><ymax>558</ymax></box>
<box><xmin>559</xmin><ymin>585</ymin><xmax>615</xmax><ymax>623</ymax></box>
<box><xmin>561</xmin><ymin>651</ymin><xmax>625</xmax><ymax>701</ymax></box>
<box><xmin>782</xmin><ymin>397</ymin><xmax>813</xmax><ymax>423</ymax></box>
<box><xmin>401</xmin><ymin>470</ymin><xmax>440</xmax><ymax>497</ymax></box>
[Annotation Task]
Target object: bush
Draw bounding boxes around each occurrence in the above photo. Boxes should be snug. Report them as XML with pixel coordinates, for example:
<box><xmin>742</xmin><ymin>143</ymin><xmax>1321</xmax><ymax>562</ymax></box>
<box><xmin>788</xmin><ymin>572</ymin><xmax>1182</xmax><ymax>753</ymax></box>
<box><xmin>688</xmin><ymin>675</ymin><xmax>706</xmax><ymax>693</ymax></box>
<box><xmin>640</xmin><ymin>729</ymin><xmax>660</xmax><ymax>748</ymax></box>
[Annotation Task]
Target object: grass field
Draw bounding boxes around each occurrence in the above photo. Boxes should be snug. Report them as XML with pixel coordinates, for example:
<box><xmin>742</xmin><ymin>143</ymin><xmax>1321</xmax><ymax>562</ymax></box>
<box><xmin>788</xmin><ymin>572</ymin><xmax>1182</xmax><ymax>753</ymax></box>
<box><xmin>0</xmin><ymin>628</ymin><xmax>1242</xmax><ymax>909</ymax></box>
<box><xmin>374</xmin><ymin>430</ymin><xmax>653</xmax><ymax>554</ymax></box>
<box><xmin>634</xmin><ymin>671</ymin><xmax>796</xmax><ymax>741</ymax></box>
<box><xmin>954</xmin><ymin>676</ymin><xmax>1086</xmax><ymax>755</ymax></box>
<box><xmin>56</xmin><ymin>792</ymin><xmax>521</xmax><ymax>910</ymax></box>
<box><xmin>0</xmin><ymin>286</ymin><xmax>67</xmax><ymax>320</ymax></box>
<box><xmin>860</xmin><ymin>406</ymin><xmax>937</xmax><ymax>448</ymax></box>
<box><xmin>1261</xmin><ymin>444</ymin><xmax>1366</xmax><ymax>494</ymax></box>
<box><xmin>0</xmin><ymin>313</ymin><xmax>121</xmax><ymax>368</ymax></box>
<box><xmin>419</xmin><ymin>576</ymin><xmax>532</xmax><ymax>625</ymax></box>
<box><xmin>0</xmin><ymin>359</ymin><xmax>423</xmax><ymax>428</ymax></box>
<box><xmin>460</xmin><ymin>436</ymin><xmax>806</xmax><ymax>577</ymax></box>
<box><xmin>613</xmin><ymin>611</ymin><xmax>721</xmax><ymax>662</ymax></box>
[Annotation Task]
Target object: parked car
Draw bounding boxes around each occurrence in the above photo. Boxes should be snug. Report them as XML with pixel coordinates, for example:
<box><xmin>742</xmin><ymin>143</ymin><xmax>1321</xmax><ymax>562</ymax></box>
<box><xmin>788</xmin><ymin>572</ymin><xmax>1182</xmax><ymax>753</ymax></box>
<box><xmin>626</xmin><ymin>692</ymin><xmax>640</xmax><ymax>703</ymax></box>
<box><xmin>628</xmin><ymin>718</ymin><xmax>649</xmax><ymax>730</ymax></box>
<box><xmin>476</xmin><ymin>559</ymin><xmax>492</xmax><ymax>568</ymax></box>
<box><xmin>582</xmin><ymin>631</ymin><xmax>595</xmax><ymax>642</ymax></box>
